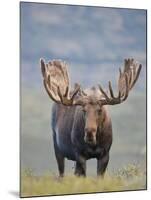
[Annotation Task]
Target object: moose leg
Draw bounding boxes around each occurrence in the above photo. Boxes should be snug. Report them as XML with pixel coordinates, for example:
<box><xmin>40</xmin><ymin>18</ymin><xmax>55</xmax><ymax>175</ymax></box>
<box><xmin>74</xmin><ymin>154</ymin><xmax>86</xmax><ymax>177</ymax></box>
<box><xmin>55</xmin><ymin>151</ymin><xmax>65</xmax><ymax>177</ymax></box>
<box><xmin>53</xmin><ymin>134</ymin><xmax>65</xmax><ymax>177</ymax></box>
<box><xmin>97</xmin><ymin>153</ymin><xmax>109</xmax><ymax>177</ymax></box>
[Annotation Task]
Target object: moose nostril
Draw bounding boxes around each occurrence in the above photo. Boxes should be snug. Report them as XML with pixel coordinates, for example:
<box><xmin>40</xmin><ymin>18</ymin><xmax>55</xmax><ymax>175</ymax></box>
<box><xmin>86</xmin><ymin>131</ymin><xmax>92</xmax><ymax>138</ymax></box>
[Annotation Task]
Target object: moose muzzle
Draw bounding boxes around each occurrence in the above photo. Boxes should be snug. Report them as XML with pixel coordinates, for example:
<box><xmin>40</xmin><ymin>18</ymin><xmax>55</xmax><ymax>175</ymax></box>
<box><xmin>84</xmin><ymin>128</ymin><xmax>97</xmax><ymax>145</ymax></box>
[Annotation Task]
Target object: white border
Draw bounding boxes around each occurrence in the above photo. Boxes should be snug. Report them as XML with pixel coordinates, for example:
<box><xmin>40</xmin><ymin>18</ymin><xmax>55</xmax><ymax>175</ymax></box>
<box><xmin>0</xmin><ymin>0</ymin><xmax>150</xmax><ymax>199</ymax></box>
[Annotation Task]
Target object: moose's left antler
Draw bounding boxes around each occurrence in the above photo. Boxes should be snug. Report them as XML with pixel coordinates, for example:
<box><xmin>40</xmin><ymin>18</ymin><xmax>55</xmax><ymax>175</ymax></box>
<box><xmin>98</xmin><ymin>58</ymin><xmax>142</xmax><ymax>105</ymax></box>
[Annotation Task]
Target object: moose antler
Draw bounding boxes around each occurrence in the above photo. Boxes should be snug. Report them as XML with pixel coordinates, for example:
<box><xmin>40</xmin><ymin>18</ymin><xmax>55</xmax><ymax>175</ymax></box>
<box><xmin>40</xmin><ymin>59</ymin><xmax>85</xmax><ymax>106</ymax></box>
<box><xmin>98</xmin><ymin>58</ymin><xmax>142</xmax><ymax>105</ymax></box>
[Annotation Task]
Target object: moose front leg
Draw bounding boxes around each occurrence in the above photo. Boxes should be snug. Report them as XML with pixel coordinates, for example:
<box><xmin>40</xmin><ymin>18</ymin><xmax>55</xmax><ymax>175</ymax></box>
<box><xmin>74</xmin><ymin>154</ymin><xmax>86</xmax><ymax>177</ymax></box>
<box><xmin>97</xmin><ymin>153</ymin><xmax>109</xmax><ymax>177</ymax></box>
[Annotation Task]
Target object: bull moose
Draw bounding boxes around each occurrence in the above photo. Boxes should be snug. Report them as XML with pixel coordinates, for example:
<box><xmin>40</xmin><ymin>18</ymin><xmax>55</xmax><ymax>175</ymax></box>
<box><xmin>40</xmin><ymin>58</ymin><xmax>142</xmax><ymax>177</ymax></box>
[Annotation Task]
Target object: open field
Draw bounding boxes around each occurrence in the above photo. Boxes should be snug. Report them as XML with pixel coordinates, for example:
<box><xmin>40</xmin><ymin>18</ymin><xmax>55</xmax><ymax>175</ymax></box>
<box><xmin>21</xmin><ymin>164</ymin><xmax>146</xmax><ymax>197</ymax></box>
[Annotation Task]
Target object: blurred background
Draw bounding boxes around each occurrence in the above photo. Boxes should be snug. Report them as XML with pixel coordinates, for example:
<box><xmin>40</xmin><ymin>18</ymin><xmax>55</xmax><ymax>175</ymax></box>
<box><xmin>20</xmin><ymin>2</ymin><xmax>146</xmax><ymax>176</ymax></box>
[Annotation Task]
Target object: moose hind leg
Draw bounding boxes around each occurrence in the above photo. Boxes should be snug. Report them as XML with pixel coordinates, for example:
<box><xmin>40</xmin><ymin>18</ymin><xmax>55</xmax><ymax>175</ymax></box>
<box><xmin>97</xmin><ymin>153</ymin><xmax>109</xmax><ymax>177</ymax></box>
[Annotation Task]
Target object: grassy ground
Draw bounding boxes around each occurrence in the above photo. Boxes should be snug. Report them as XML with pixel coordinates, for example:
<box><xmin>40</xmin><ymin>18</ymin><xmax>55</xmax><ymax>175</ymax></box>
<box><xmin>21</xmin><ymin>164</ymin><xmax>146</xmax><ymax>197</ymax></box>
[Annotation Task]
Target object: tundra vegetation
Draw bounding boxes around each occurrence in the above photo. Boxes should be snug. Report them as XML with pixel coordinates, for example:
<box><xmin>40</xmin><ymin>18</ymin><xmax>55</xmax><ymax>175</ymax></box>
<box><xmin>21</xmin><ymin>164</ymin><xmax>146</xmax><ymax>197</ymax></box>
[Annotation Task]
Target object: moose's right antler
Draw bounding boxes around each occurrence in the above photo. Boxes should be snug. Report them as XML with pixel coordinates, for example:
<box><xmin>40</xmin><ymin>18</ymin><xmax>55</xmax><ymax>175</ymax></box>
<box><xmin>40</xmin><ymin>59</ymin><xmax>85</xmax><ymax>106</ymax></box>
<box><xmin>98</xmin><ymin>58</ymin><xmax>142</xmax><ymax>105</ymax></box>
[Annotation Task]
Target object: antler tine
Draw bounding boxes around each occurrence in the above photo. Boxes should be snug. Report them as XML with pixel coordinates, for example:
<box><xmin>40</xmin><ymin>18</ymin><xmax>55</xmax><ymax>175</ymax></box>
<box><xmin>40</xmin><ymin>59</ymin><xmax>46</xmax><ymax>78</ymax></box>
<box><xmin>71</xmin><ymin>84</ymin><xmax>81</xmax><ymax>100</ymax></box>
<box><xmin>64</xmin><ymin>86</ymin><xmax>69</xmax><ymax>97</ymax></box>
<box><xmin>98</xmin><ymin>84</ymin><xmax>110</xmax><ymax>101</ymax></box>
<box><xmin>98</xmin><ymin>58</ymin><xmax>141</xmax><ymax>106</ymax></box>
<box><xmin>47</xmin><ymin>75</ymin><xmax>51</xmax><ymax>88</ymax></box>
<box><xmin>119</xmin><ymin>67</ymin><xmax>122</xmax><ymax>78</ymax></box>
<box><xmin>121</xmin><ymin>73</ymin><xmax>129</xmax><ymax>101</ymax></box>
<box><xmin>129</xmin><ymin>64</ymin><xmax>142</xmax><ymax>90</ymax></box>
<box><xmin>108</xmin><ymin>81</ymin><xmax>115</xmax><ymax>98</ymax></box>
<box><xmin>57</xmin><ymin>84</ymin><xmax>81</xmax><ymax>106</ymax></box>
<box><xmin>123</xmin><ymin>58</ymin><xmax>142</xmax><ymax>90</ymax></box>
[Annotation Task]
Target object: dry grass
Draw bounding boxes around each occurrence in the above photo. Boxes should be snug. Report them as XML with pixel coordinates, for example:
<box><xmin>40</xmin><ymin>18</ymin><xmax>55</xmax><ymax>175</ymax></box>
<box><xmin>21</xmin><ymin>164</ymin><xmax>146</xmax><ymax>197</ymax></box>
